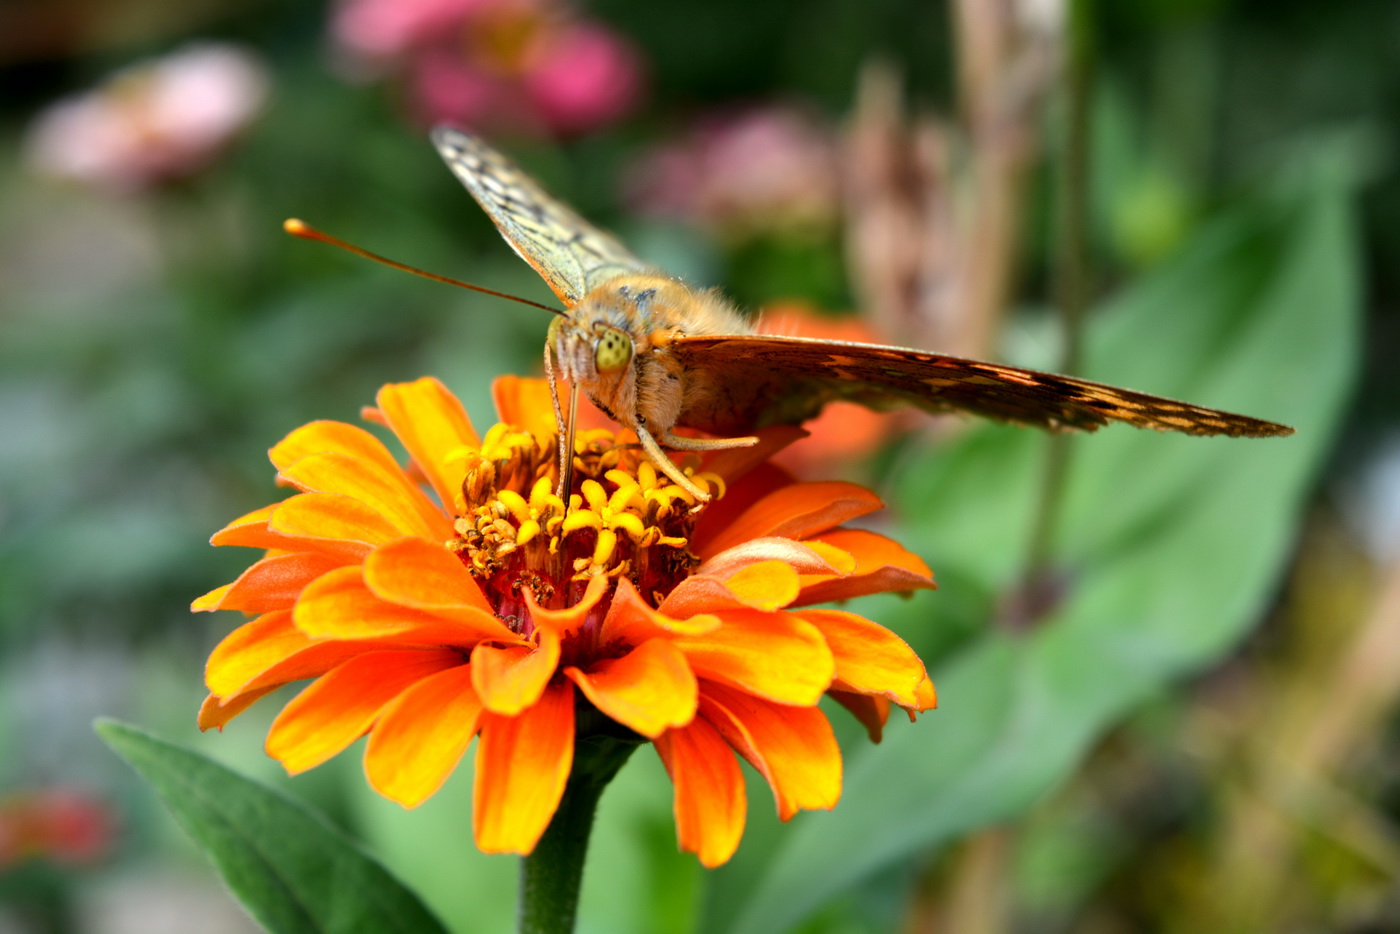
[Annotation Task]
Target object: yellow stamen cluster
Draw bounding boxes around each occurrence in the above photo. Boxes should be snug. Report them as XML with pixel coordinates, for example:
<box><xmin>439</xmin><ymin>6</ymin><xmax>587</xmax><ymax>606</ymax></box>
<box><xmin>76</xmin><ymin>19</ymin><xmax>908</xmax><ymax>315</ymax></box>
<box><xmin>445</xmin><ymin>424</ymin><xmax>725</xmax><ymax>612</ymax></box>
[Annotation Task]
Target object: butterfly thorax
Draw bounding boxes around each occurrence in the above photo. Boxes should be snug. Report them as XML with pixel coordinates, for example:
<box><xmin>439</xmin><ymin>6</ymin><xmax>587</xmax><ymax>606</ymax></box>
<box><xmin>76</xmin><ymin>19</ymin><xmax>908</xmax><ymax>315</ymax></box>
<box><xmin>551</xmin><ymin>273</ymin><xmax>752</xmax><ymax>434</ymax></box>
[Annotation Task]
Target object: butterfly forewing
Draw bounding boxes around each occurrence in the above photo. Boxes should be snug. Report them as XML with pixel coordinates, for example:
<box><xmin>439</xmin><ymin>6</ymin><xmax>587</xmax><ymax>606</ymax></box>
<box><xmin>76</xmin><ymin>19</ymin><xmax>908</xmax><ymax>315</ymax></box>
<box><xmin>670</xmin><ymin>335</ymin><xmax>1294</xmax><ymax>438</ymax></box>
<box><xmin>432</xmin><ymin>127</ymin><xmax>651</xmax><ymax>306</ymax></box>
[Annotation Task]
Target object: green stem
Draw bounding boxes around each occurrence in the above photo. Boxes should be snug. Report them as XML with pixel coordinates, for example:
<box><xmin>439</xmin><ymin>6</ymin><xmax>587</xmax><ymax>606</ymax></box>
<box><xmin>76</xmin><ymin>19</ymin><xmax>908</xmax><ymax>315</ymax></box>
<box><xmin>1022</xmin><ymin>0</ymin><xmax>1095</xmax><ymax>595</ymax></box>
<box><xmin>518</xmin><ymin>734</ymin><xmax>637</xmax><ymax>934</ymax></box>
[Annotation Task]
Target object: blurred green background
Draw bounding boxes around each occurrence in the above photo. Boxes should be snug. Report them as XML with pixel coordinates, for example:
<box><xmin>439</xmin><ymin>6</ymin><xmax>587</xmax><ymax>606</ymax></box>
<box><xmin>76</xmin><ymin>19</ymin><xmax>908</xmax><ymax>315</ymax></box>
<box><xmin>0</xmin><ymin>0</ymin><xmax>1396</xmax><ymax>931</ymax></box>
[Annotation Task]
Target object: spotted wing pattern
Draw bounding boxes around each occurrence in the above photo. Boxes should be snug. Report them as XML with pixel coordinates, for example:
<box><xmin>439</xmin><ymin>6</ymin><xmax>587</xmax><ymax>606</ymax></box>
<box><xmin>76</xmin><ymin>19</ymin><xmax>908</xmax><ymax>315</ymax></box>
<box><xmin>432</xmin><ymin>127</ymin><xmax>650</xmax><ymax>306</ymax></box>
<box><xmin>671</xmin><ymin>334</ymin><xmax>1294</xmax><ymax>438</ymax></box>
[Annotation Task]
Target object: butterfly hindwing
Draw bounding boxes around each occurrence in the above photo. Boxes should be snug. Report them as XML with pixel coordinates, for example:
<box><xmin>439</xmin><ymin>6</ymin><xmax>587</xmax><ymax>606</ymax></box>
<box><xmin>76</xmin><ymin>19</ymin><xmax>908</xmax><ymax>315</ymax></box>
<box><xmin>670</xmin><ymin>334</ymin><xmax>1293</xmax><ymax>438</ymax></box>
<box><xmin>432</xmin><ymin>127</ymin><xmax>651</xmax><ymax>306</ymax></box>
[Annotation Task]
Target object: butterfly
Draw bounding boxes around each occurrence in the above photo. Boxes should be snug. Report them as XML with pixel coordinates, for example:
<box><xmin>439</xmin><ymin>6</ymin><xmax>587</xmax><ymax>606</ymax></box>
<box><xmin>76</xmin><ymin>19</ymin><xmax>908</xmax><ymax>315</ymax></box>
<box><xmin>432</xmin><ymin>127</ymin><xmax>1293</xmax><ymax>502</ymax></box>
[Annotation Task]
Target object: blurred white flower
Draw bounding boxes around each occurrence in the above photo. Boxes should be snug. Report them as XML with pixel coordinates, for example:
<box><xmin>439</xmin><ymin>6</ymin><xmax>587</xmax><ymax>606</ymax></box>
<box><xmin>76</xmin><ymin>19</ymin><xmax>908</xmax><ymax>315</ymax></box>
<box><xmin>24</xmin><ymin>43</ymin><xmax>269</xmax><ymax>194</ymax></box>
<box><xmin>1343</xmin><ymin>432</ymin><xmax>1400</xmax><ymax>561</ymax></box>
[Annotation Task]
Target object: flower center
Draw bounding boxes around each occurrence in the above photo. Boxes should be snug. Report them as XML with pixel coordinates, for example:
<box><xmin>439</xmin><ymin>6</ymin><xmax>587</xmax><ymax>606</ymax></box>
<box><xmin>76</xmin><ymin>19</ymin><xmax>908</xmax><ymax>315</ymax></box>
<box><xmin>445</xmin><ymin>424</ymin><xmax>723</xmax><ymax>624</ymax></box>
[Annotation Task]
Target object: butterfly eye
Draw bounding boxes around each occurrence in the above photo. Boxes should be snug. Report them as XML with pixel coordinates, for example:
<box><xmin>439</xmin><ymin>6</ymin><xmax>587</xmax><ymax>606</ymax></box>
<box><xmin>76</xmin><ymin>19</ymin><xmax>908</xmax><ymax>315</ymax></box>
<box><xmin>594</xmin><ymin>327</ymin><xmax>633</xmax><ymax>373</ymax></box>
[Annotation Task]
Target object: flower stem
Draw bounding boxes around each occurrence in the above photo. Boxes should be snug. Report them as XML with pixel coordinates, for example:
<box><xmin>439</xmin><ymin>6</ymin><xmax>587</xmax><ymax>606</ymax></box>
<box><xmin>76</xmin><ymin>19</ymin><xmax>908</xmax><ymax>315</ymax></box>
<box><xmin>1022</xmin><ymin>0</ymin><xmax>1095</xmax><ymax>600</ymax></box>
<box><xmin>518</xmin><ymin>734</ymin><xmax>638</xmax><ymax>934</ymax></box>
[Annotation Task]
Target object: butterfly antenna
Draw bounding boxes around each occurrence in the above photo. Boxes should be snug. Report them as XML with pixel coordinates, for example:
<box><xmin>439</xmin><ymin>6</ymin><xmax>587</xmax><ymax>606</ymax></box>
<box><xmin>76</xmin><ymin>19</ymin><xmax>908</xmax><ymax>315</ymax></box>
<box><xmin>284</xmin><ymin>219</ymin><xmax>564</xmax><ymax>316</ymax></box>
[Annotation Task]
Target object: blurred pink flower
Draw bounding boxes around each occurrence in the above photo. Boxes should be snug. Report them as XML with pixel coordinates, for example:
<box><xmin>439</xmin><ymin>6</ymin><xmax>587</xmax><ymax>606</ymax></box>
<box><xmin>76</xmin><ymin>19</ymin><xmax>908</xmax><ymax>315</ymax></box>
<box><xmin>626</xmin><ymin>106</ymin><xmax>841</xmax><ymax>239</ymax></box>
<box><xmin>331</xmin><ymin>0</ymin><xmax>643</xmax><ymax>137</ymax></box>
<box><xmin>24</xmin><ymin>43</ymin><xmax>268</xmax><ymax>194</ymax></box>
<box><xmin>0</xmin><ymin>788</ymin><xmax>114</xmax><ymax>868</ymax></box>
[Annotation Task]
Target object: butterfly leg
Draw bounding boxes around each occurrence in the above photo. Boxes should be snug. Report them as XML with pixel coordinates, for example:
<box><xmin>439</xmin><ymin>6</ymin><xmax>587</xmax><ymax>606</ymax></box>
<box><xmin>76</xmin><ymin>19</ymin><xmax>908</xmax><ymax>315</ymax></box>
<box><xmin>633</xmin><ymin>424</ymin><xmax>713</xmax><ymax>503</ymax></box>
<box><xmin>660</xmin><ymin>431</ymin><xmax>759</xmax><ymax>452</ymax></box>
<box><xmin>544</xmin><ymin>341</ymin><xmax>577</xmax><ymax>504</ymax></box>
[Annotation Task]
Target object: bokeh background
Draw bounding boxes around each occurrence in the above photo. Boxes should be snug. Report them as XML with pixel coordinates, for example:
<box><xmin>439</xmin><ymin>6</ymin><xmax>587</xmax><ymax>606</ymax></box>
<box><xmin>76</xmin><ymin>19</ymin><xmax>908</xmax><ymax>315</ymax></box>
<box><xmin>1</xmin><ymin>0</ymin><xmax>1396</xmax><ymax>931</ymax></box>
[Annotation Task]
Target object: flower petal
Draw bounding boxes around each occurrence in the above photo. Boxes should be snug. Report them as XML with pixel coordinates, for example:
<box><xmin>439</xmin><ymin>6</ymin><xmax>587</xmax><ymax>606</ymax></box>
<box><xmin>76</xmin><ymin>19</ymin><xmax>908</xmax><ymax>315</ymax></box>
<box><xmin>796</xmin><ymin>608</ymin><xmax>934</xmax><ymax>711</ymax></box>
<box><xmin>658</xmin><ymin>561</ymin><xmax>800</xmax><ymax>616</ymax></box>
<box><xmin>266</xmin><ymin>648</ymin><xmax>462</xmax><ymax>774</ymax></box>
<box><xmin>209</xmin><ymin>504</ymin><xmax>277</xmax><ymax>546</ymax></box>
<box><xmin>795</xmin><ymin>528</ymin><xmax>935</xmax><ymax>606</ymax></box>
<box><xmin>470</xmin><ymin>629</ymin><xmax>560</xmax><ymax>715</ymax></box>
<box><xmin>295</xmin><ymin>566</ymin><xmax>516</xmax><ymax>645</ymax></box>
<box><xmin>654</xmin><ymin>716</ymin><xmax>746</xmax><ymax>868</ymax></box>
<box><xmin>700</xmin><ymin>425</ymin><xmax>807</xmax><ymax>485</ymax></box>
<box><xmin>199</xmin><ymin>687</ymin><xmax>276</xmax><ymax>731</ymax></box>
<box><xmin>695</xmin><ymin>482</ymin><xmax>883</xmax><ymax>558</ymax></box>
<box><xmin>363</xmin><ymin>537</ymin><xmax>499</xmax><ymax>623</ymax></box>
<box><xmin>269</xmin><ymin>493</ymin><xmax>405</xmax><ymax>557</ymax></box>
<box><xmin>700</xmin><ymin>682</ymin><xmax>841</xmax><ymax>820</ymax></box>
<box><xmin>493</xmin><ymin>375</ymin><xmax>615</xmax><ymax>437</ymax></box>
<box><xmin>522</xmin><ymin>574</ymin><xmax>611</xmax><ymax>641</ymax></box>
<box><xmin>828</xmin><ymin>690</ymin><xmax>890</xmax><ymax>743</ymax></box>
<box><xmin>473</xmin><ymin>681</ymin><xmax>574</xmax><ymax>854</ymax></box>
<box><xmin>365</xmin><ymin>664</ymin><xmax>482</xmax><ymax>807</ymax></box>
<box><xmin>606</xmin><ymin>577</ymin><xmax>720</xmax><ymax>646</ymax></box>
<box><xmin>192</xmin><ymin>551</ymin><xmax>350</xmax><ymax>613</ymax></box>
<box><xmin>375</xmin><ymin>378</ymin><xmax>478</xmax><ymax>509</ymax></box>
<box><xmin>692</xmin><ymin>538</ymin><xmax>836</xmax><ymax>579</ymax></box>
<box><xmin>673</xmin><ymin>610</ymin><xmax>833</xmax><ymax>706</ymax></box>
<box><xmin>278</xmin><ymin>452</ymin><xmax>452</xmax><ymax>541</ymax></box>
<box><xmin>269</xmin><ymin>420</ymin><xmax>402</xmax><ymax>475</ymax></box>
<box><xmin>565</xmin><ymin>639</ymin><xmax>697</xmax><ymax>738</ymax></box>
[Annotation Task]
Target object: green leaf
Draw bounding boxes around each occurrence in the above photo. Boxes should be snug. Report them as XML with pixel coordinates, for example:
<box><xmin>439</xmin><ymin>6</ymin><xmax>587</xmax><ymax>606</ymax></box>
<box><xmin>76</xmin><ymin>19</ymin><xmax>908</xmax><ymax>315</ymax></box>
<box><xmin>96</xmin><ymin>720</ymin><xmax>449</xmax><ymax>934</ymax></box>
<box><xmin>711</xmin><ymin>146</ymin><xmax>1360</xmax><ymax>934</ymax></box>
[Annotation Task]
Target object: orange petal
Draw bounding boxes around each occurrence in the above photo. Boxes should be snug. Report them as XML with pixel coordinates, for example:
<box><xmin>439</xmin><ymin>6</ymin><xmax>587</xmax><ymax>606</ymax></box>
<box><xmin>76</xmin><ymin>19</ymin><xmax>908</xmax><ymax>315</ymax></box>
<box><xmin>696</xmin><ymin>482</ymin><xmax>883</xmax><ymax>559</ymax></box>
<box><xmin>693</xmin><ymin>538</ymin><xmax>836</xmax><ymax>580</ymax></box>
<box><xmin>198</xmin><ymin>686</ymin><xmax>276</xmax><ymax>731</ymax></box>
<box><xmin>565</xmin><ymin>639</ymin><xmax>697</xmax><ymax>738</ymax></box>
<box><xmin>209</xmin><ymin>504</ymin><xmax>277</xmax><ymax>547</ymax></box>
<box><xmin>795</xmin><ymin>529</ymin><xmax>935</xmax><ymax>606</ymax></box>
<box><xmin>269</xmin><ymin>493</ymin><xmax>406</xmax><ymax>557</ymax></box>
<box><xmin>700</xmin><ymin>426</ymin><xmax>807</xmax><ymax>485</ymax></box>
<box><xmin>365</xmin><ymin>664</ymin><xmax>483</xmax><ymax>807</ymax></box>
<box><xmin>363</xmin><ymin>538</ymin><xmax>499</xmax><ymax>623</ymax></box>
<box><xmin>828</xmin><ymin>690</ymin><xmax>890</xmax><ymax>743</ymax></box>
<box><xmin>796</xmin><ymin>608</ymin><xmax>933</xmax><ymax>711</ymax></box>
<box><xmin>522</xmin><ymin>574</ymin><xmax>611</xmax><ymax>641</ymax></box>
<box><xmin>295</xmin><ymin>566</ymin><xmax>516</xmax><ymax>645</ymax></box>
<box><xmin>673</xmin><ymin>610</ymin><xmax>833</xmax><ymax>706</ymax></box>
<box><xmin>473</xmin><ymin>681</ymin><xmax>574</xmax><ymax>854</ymax></box>
<box><xmin>278</xmin><ymin>452</ymin><xmax>452</xmax><ymax>541</ymax></box>
<box><xmin>658</xmin><ymin>561</ymin><xmax>799</xmax><ymax>617</ymax></box>
<box><xmin>654</xmin><ymin>717</ymin><xmax>746</xmax><ymax>868</ymax></box>
<box><xmin>269</xmin><ymin>420</ymin><xmax>403</xmax><ymax>476</ymax></box>
<box><xmin>470</xmin><ymin>630</ymin><xmax>560</xmax><ymax>715</ymax></box>
<box><xmin>607</xmin><ymin>577</ymin><xmax>720</xmax><ymax>646</ymax></box>
<box><xmin>192</xmin><ymin>551</ymin><xmax>350</xmax><ymax>613</ymax></box>
<box><xmin>699</xmin><ymin>682</ymin><xmax>841</xmax><ymax>820</ymax></box>
<box><xmin>206</xmin><ymin>610</ymin><xmax>306</xmax><ymax>694</ymax></box>
<box><xmin>375</xmin><ymin>379</ymin><xmax>478</xmax><ymax>510</ymax></box>
<box><xmin>493</xmin><ymin>375</ymin><xmax>564</xmax><ymax>439</ymax></box>
<box><xmin>266</xmin><ymin>648</ymin><xmax>462</xmax><ymax>774</ymax></box>
<box><xmin>206</xmin><ymin>610</ymin><xmax>383</xmax><ymax>699</ymax></box>
<box><xmin>493</xmin><ymin>376</ymin><xmax>615</xmax><ymax>437</ymax></box>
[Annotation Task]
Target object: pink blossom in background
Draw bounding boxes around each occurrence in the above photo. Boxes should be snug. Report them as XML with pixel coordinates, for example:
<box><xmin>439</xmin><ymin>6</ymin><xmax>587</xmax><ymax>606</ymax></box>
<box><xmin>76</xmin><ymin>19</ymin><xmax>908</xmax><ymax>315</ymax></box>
<box><xmin>24</xmin><ymin>43</ymin><xmax>268</xmax><ymax>194</ymax></box>
<box><xmin>331</xmin><ymin>0</ymin><xmax>643</xmax><ymax>137</ymax></box>
<box><xmin>626</xmin><ymin>106</ymin><xmax>841</xmax><ymax>239</ymax></box>
<box><xmin>0</xmin><ymin>789</ymin><xmax>114</xmax><ymax>868</ymax></box>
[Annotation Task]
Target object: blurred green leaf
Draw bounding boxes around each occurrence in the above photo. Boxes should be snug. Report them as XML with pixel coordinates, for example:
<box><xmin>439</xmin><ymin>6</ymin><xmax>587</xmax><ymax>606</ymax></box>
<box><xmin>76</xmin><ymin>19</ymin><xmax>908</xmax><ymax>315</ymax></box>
<box><xmin>96</xmin><ymin>720</ymin><xmax>449</xmax><ymax>934</ymax></box>
<box><xmin>712</xmin><ymin>143</ymin><xmax>1360</xmax><ymax>934</ymax></box>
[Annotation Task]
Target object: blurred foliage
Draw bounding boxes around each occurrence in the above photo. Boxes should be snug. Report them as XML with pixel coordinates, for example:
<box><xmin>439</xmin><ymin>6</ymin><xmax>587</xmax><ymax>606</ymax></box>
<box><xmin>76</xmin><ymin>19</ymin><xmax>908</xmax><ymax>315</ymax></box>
<box><xmin>0</xmin><ymin>0</ymin><xmax>1396</xmax><ymax>932</ymax></box>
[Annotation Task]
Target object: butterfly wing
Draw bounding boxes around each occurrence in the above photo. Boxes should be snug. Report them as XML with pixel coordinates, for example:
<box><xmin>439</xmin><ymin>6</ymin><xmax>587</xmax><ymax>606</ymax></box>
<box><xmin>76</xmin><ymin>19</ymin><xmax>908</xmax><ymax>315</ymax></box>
<box><xmin>432</xmin><ymin>127</ymin><xmax>652</xmax><ymax>306</ymax></box>
<box><xmin>671</xmin><ymin>334</ymin><xmax>1294</xmax><ymax>438</ymax></box>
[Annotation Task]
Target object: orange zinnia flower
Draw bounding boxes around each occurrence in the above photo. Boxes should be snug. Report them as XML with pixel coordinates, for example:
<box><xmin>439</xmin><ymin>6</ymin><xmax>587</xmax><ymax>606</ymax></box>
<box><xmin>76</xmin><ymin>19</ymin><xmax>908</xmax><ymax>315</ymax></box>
<box><xmin>194</xmin><ymin>376</ymin><xmax>936</xmax><ymax>867</ymax></box>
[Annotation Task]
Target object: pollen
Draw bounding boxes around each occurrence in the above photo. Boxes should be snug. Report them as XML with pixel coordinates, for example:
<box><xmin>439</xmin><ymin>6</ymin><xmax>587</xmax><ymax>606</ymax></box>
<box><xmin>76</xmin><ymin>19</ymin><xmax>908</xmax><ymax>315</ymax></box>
<box><xmin>446</xmin><ymin>424</ymin><xmax>721</xmax><ymax>616</ymax></box>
